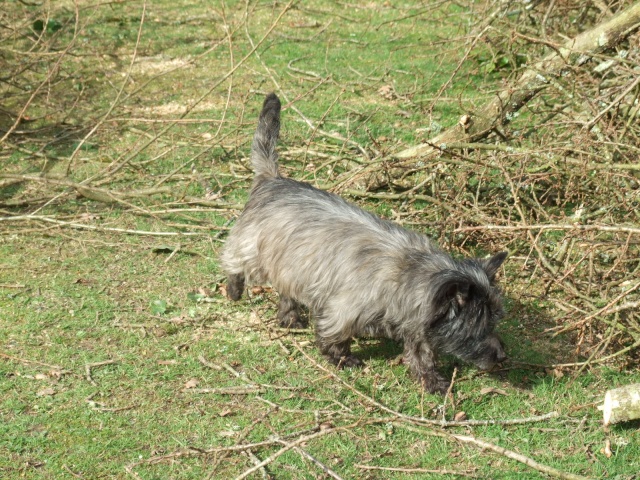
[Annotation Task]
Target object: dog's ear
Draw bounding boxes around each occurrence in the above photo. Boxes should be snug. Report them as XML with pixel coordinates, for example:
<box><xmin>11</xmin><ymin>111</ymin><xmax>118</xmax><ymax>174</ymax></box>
<box><xmin>434</xmin><ymin>271</ymin><xmax>472</xmax><ymax>308</ymax></box>
<box><xmin>481</xmin><ymin>251</ymin><xmax>508</xmax><ymax>282</ymax></box>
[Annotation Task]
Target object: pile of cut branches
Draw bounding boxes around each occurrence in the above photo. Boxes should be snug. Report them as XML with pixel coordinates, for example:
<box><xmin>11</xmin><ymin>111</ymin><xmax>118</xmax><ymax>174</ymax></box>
<box><xmin>377</xmin><ymin>0</ymin><xmax>640</xmax><ymax>365</ymax></box>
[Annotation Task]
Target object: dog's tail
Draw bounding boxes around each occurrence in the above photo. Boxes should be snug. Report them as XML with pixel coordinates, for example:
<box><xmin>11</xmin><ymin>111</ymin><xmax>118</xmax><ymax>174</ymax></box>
<box><xmin>251</xmin><ymin>93</ymin><xmax>281</xmax><ymax>181</ymax></box>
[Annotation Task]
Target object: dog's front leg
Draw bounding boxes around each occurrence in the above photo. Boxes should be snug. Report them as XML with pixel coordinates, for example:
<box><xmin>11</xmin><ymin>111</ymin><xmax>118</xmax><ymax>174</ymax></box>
<box><xmin>403</xmin><ymin>340</ymin><xmax>450</xmax><ymax>394</ymax></box>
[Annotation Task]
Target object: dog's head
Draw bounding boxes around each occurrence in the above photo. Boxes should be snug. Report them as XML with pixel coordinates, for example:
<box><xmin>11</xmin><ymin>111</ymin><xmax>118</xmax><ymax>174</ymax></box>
<box><xmin>427</xmin><ymin>251</ymin><xmax>508</xmax><ymax>370</ymax></box>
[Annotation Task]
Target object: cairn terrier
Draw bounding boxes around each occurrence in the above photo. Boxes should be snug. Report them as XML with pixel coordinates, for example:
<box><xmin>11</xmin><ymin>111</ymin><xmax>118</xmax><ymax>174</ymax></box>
<box><xmin>220</xmin><ymin>93</ymin><xmax>507</xmax><ymax>394</ymax></box>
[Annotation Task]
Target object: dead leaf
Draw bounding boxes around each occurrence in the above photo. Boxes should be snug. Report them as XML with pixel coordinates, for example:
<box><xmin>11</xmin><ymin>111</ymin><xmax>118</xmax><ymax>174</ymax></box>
<box><xmin>34</xmin><ymin>374</ymin><xmax>48</xmax><ymax>380</ymax></box>
<box><xmin>36</xmin><ymin>387</ymin><xmax>55</xmax><ymax>397</ymax></box>
<box><xmin>183</xmin><ymin>378</ymin><xmax>199</xmax><ymax>389</ymax></box>
<box><xmin>219</xmin><ymin>408</ymin><xmax>233</xmax><ymax>417</ymax></box>
<box><xmin>218</xmin><ymin>284</ymin><xmax>228</xmax><ymax>297</ymax></box>
<box><xmin>378</xmin><ymin>84</ymin><xmax>396</xmax><ymax>100</ymax></box>
<box><xmin>479</xmin><ymin>387</ymin><xmax>508</xmax><ymax>396</ymax></box>
<box><xmin>198</xmin><ymin>287</ymin><xmax>214</xmax><ymax>297</ymax></box>
<box><xmin>453</xmin><ymin>411</ymin><xmax>468</xmax><ymax>421</ymax></box>
<box><xmin>251</xmin><ymin>286</ymin><xmax>265</xmax><ymax>295</ymax></box>
<box><xmin>158</xmin><ymin>360</ymin><xmax>177</xmax><ymax>365</ymax></box>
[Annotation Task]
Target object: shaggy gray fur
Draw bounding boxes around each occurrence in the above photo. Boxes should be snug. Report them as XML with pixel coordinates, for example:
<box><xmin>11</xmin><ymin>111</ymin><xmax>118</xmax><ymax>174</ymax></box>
<box><xmin>220</xmin><ymin>93</ymin><xmax>508</xmax><ymax>394</ymax></box>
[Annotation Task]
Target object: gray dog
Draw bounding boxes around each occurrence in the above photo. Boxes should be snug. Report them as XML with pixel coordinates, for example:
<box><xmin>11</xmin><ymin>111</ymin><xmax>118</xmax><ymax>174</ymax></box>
<box><xmin>220</xmin><ymin>93</ymin><xmax>507</xmax><ymax>394</ymax></box>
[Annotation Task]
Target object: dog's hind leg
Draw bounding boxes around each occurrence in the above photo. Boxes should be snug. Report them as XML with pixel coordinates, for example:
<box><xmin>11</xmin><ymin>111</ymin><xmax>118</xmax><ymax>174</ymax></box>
<box><xmin>315</xmin><ymin>312</ymin><xmax>362</xmax><ymax>368</ymax></box>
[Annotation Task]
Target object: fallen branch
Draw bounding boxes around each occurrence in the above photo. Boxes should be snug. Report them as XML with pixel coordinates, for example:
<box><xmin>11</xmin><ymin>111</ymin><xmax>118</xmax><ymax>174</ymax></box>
<box><xmin>355</xmin><ymin>464</ymin><xmax>476</xmax><ymax>477</ymax></box>
<box><xmin>188</xmin><ymin>386</ymin><xmax>265</xmax><ymax>395</ymax></box>
<box><xmin>451</xmin><ymin>434</ymin><xmax>592</xmax><ymax>480</ymax></box>
<box><xmin>0</xmin><ymin>215</ymin><xmax>206</xmax><ymax>237</ymax></box>
<box><xmin>394</xmin><ymin>2</ymin><xmax>640</xmax><ymax>161</ymax></box>
<box><xmin>454</xmin><ymin>223</ymin><xmax>640</xmax><ymax>235</ymax></box>
<box><xmin>0</xmin><ymin>173</ymin><xmax>172</xmax><ymax>203</ymax></box>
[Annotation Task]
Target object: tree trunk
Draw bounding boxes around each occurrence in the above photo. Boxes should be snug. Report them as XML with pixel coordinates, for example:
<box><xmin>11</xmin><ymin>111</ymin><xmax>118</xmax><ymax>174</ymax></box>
<box><xmin>393</xmin><ymin>2</ymin><xmax>640</xmax><ymax>162</ymax></box>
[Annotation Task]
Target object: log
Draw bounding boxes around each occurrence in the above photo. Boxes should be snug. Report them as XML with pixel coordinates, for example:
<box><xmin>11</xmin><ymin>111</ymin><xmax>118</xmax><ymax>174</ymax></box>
<box><xmin>599</xmin><ymin>383</ymin><xmax>640</xmax><ymax>426</ymax></box>
<box><xmin>393</xmin><ymin>2</ymin><xmax>640</xmax><ymax>161</ymax></box>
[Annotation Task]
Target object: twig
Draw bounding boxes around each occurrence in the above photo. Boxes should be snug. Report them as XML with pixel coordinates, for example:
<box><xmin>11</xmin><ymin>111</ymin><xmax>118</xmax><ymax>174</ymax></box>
<box><xmin>197</xmin><ymin>355</ymin><xmax>300</xmax><ymax>391</ymax></box>
<box><xmin>451</xmin><ymin>434</ymin><xmax>592</xmax><ymax>480</ymax></box>
<box><xmin>292</xmin><ymin>446</ymin><xmax>345</xmax><ymax>480</ymax></box>
<box><xmin>454</xmin><ymin>223</ymin><xmax>640</xmax><ymax>235</ymax></box>
<box><xmin>0</xmin><ymin>352</ymin><xmax>62</xmax><ymax>370</ymax></box>
<box><xmin>85</xmin><ymin>359</ymin><xmax>118</xmax><ymax>386</ymax></box>
<box><xmin>205</xmin><ymin>406</ymin><xmax>275</xmax><ymax>479</ymax></box>
<box><xmin>243</xmin><ymin>450</ymin><xmax>269</xmax><ymax>480</ymax></box>
<box><xmin>552</xmin><ymin>282</ymin><xmax>640</xmax><ymax>335</ymax></box>
<box><xmin>586</xmin><ymin>75</ymin><xmax>640</xmax><ymax>128</ymax></box>
<box><xmin>0</xmin><ymin>174</ymin><xmax>172</xmax><ymax>202</ymax></box>
<box><xmin>188</xmin><ymin>386</ymin><xmax>265</xmax><ymax>395</ymax></box>
<box><xmin>355</xmin><ymin>464</ymin><xmax>476</xmax><ymax>477</ymax></box>
<box><xmin>443</xmin><ymin>367</ymin><xmax>457</xmax><ymax>421</ymax></box>
<box><xmin>0</xmin><ymin>215</ymin><xmax>205</xmax><ymax>237</ymax></box>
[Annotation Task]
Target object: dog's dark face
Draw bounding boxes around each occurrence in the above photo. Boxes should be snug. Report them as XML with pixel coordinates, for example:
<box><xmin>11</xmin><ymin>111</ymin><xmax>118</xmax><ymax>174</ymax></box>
<box><xmin>427</xmin><ymin>252</ymin><xmax>508</xmax><ymax>370</ymax></box>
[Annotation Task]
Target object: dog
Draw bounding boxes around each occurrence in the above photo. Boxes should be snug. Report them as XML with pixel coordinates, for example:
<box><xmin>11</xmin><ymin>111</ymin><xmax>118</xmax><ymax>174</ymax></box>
<box><xmin>220</xmin><ymin>93</ymin><xmax>507</xmax><ymax>394</ymax></box>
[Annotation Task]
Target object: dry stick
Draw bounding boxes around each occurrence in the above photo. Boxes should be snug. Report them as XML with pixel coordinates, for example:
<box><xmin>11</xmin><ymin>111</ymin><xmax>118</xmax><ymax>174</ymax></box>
<box><xmin>546</xmin><ymin>338</ymin><xmax>640</xmax><ymax>368</ymax></box>
<box><xmin>565</xmin><ymin>314</ymin><xmax>620</xmax><ymax>388</ymax></box>
<box><xmin>291</xmin><ymin>341</ymin><xmax>558</xmax><ymax>427</ymax></box>
<box><xmin>0</xmin><ymin>352</ymin><xmax>62</xmax><ymax>370</ymax></box>
<box><xmin>188</xmin><ymin>386</ymin><xmax>265</xmax><ymax>395</ymax></box>
<box><xmin>243</xmin><ymin>450</ymin><xmax>268</xmax><ymax>480</ymax></box>
<box><xmin>394</xmin><ymin>2</ymin><xmax>640</xmax><ymax>161</ymax></box>
<box><xmin>442</xmin><ymin>367</ymin><xmax>457</xmax><ymax>422</ymax></box>
<box><xmin>213</xmin><ymin>3</ymin><xmax>235</xmax><ymax>140</ymax></box>
<box><xmin>454</xmin><ymin>223</ymin><xmax>640</xmax><ymax>236</ymax></box>
<box><xmin>205</xmin><ymin>407</ymin><xmax>276</xmax><ymax>480</ymax></box>
<box><xmin>197</xmin><ymin>354</ymin><xmax>299</xmax><ymax>391</ymax></box>
<box><xmin>451</xmin><ymin>434</ymin><xmax>592</xmax><ymax>480</ymax></box>
<box><xmin>427</xmin><ymin>141</ymin><xmax>640</xmax><ymax>172</ymax></box>
<box><xmin>292</xmin><ymin>446</ymin><xmax>345</xmax><ymax>480</ymax></box>
<box><xmin>586</xmin><ymin>74</ymin><xmax>640</xmax><ymax>128</ymax></box>
<box><xmin>0</xmin><ymin>215</ymin><xmax>205</xmax><ymax>237</ymax></box>
<box><xmin>0</xmin><ymin>174</ymin><xmax>171</xmax><ymax>203</ymax></box>
<box><xmin>85</xmin><ymin>359</ymin><xmax>117</xmax><ymax>386</ymax></box>
<box><xmin>355</xmin><ymin>464</ymin><xmax>475</xmax><ymax>477</ymax></box>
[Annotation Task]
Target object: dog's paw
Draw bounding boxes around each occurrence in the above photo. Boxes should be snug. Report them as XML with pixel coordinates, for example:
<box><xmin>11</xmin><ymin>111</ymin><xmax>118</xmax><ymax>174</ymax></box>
<box><xmin>421</xmin><ymin>375</ymin><xmax>451</xmax><ymax>395</ymax></box>
<box><xmin>336</xmin><ymin>355</ymin><xmax>363</xmax><ymax>369</ymax></box>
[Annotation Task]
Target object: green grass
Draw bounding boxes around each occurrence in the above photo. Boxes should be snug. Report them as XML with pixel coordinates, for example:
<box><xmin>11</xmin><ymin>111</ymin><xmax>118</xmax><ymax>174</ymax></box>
<box><xmin>2</xmin><ymin>0</ymin><xmax>640</xmax><ymax>478</ymax></box>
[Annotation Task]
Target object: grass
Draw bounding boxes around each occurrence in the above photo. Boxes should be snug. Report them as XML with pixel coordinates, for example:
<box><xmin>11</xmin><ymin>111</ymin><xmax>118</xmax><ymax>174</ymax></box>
<box><xmin>2</xmin><ymin>0</ymin><xmax>640</xmax><ymax>478</ymax></box>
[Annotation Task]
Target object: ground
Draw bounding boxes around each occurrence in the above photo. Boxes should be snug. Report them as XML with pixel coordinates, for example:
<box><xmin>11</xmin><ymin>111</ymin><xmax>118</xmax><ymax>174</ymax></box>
<box><xmin>1</xmin><ymin>1</ymin><xmax>640</xmax><ymax>478</ymax></box>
